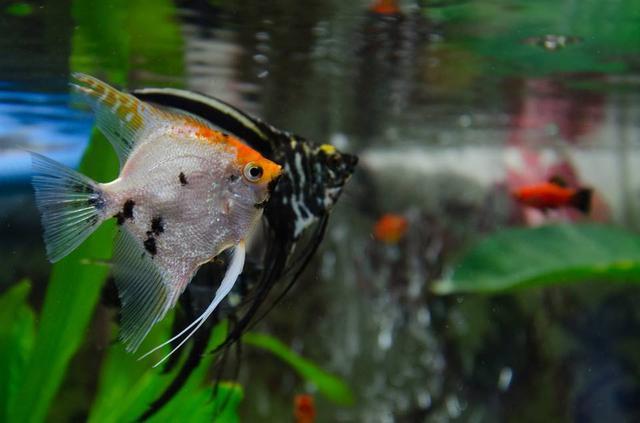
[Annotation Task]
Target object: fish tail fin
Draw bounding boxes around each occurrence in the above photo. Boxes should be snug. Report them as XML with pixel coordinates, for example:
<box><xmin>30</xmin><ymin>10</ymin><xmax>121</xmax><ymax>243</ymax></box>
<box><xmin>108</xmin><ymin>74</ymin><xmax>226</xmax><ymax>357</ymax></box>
<box><xmin>31</xmin><ymin>153</ymin><xmax>106</xmax><ymax>262</ymax></box>
<box><xmin>570</xmin><ymin>188</ymin><xmax>592</xmax><ymax>214</ymax></box>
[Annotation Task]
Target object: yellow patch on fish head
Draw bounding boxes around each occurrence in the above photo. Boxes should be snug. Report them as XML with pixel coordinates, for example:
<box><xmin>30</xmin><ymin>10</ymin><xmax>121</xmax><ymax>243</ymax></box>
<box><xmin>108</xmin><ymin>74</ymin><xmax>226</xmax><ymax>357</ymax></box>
<box><xmin>319</xmin><ymin>144</ymin><xmax>337</xmax><ymax>155</ymax></box>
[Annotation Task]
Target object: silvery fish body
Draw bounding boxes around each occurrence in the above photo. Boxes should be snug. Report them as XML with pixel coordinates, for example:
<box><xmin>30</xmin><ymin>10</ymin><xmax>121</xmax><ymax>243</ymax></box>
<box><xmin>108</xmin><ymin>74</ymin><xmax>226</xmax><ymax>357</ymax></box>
<box><xmin>30</xmin><ymin>73</ymin><xmax>281</xmax><ymax>364</ymax></box>
<box><xmin>104</xmin><ymin>133</ymin><xmax>260</xmax><ymax>296</ymax></box>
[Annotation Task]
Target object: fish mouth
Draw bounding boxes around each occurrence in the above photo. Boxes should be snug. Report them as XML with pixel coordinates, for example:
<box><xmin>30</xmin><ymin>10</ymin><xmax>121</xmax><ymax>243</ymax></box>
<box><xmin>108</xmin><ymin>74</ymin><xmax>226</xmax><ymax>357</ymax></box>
<box><xmin>267</xmin><ymin>174</ymin><xmax>282</xmax><ymax>194</ymax></box>
<box><xmin>254</xmin><ymin>175</ymin><xmax>280</xmax><ymax>209</ymax></box>
<box><xmin>343</xmin><ymin>153</ymin><xmax>358</xmax><ymax>174</ymax></box>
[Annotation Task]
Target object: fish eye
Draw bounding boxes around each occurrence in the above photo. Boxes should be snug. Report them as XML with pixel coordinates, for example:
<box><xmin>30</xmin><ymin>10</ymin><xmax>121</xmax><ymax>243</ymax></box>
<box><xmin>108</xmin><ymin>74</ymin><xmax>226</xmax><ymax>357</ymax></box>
<box><xmin>243</xmin><ymin>162</ymin><xmax>264</xmax><ymax>182</ymax></box>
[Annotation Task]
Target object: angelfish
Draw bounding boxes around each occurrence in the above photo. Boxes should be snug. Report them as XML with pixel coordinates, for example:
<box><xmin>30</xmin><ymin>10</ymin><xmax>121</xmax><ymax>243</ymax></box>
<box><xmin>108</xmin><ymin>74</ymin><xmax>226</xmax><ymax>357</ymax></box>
<box><xmin>30</xmin><ymin>73</ymin><xmax>281</xmax><ymax>366</ymax></box>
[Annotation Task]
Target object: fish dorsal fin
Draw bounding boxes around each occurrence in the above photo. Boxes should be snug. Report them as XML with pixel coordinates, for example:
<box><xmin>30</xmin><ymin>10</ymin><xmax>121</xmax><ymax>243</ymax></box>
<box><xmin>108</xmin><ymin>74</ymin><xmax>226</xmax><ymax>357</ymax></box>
<box><xmin>132</xmin><ymin>88</ymin><xmax>273</xmax><ymax>154</ymax></box>
<box><xmin>72</xmin><ymin>74</ymin><xmax>233</xmax><ymax>167</ymax></box>
<box><xmin>71</xmin><ymin>73</ymin><xmax>167</xmax><ymax>167</ymax></box>
<box><xmin>113</xmin><ymin>228</ymin><xmax>175</xmax><ymax>352</ymax></box>
<box><xmin>548</xmin><ymin>175</ymin><xmax>568</xmax><ymax>187</ymax></box>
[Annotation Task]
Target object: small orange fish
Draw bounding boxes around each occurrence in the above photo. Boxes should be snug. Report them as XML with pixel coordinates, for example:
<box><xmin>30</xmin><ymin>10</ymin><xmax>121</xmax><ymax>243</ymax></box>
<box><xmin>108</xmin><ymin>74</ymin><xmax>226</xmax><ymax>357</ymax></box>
<box><xmin>373</xmin><ymin>213</ymin><xmax>408</xmax><ymax>244</ymax></box>
<box><xmin>512</xmin><ymin>178</ymin><xmax>592</xmax><ymax>214</ymax></box>
<box><xmin>369</xmin><ymin>0</ymin><xmax>400</xmax><ymax>15</ymax></box>
<box><xmin>294</xmin><ymin>394</ymin><xmax>316</xmax><ymax>423</ymax></box>
<box><xmin>31</xmin><ymin>74</ymin><xmax>281</xmax><ymax>366</ymax></box>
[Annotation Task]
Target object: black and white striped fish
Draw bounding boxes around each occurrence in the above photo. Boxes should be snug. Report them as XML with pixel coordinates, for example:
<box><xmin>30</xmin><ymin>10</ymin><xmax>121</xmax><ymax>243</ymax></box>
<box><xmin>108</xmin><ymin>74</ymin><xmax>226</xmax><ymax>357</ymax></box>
<box><xmin>130</xmin><ymin>87</ymin><xmax>357</xmax><ymax>419</ymax></box>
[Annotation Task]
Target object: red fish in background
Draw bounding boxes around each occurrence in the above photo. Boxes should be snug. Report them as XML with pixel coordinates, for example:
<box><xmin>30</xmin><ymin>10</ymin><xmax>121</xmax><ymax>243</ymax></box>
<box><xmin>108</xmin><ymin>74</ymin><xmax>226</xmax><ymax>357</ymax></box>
<box><xmin>369</xmin><ymin>0</ymin><xmax>401</xmax><ymax>15</ymax></box>
<box><xmin>503</xmin><ymin>76</ymin><xmax>610</xmax><ymax>225</ymax></box>
<box><xmin>294</xmin><ymin>394</ymin><xmax>316</xmax><ymax>423</ymax></box>
<box><xmin>374</xmin><ymin>213</ymin><xmax>408</xmax><ymax>244</ymax></box>
<box><xmin>505</xmin><ymin>147</ymin><xmax>609</xmax><ymax>225</ymax></box>
<box><xmin>513</xmin><ymin>177</ymin><xmax>592</xmax><ymax>214</ymax></box>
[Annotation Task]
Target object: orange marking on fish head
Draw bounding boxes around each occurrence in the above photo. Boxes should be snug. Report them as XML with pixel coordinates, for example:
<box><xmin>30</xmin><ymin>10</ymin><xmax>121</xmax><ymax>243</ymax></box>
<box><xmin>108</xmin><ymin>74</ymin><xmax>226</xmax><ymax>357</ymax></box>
<box><xmin>192</xmin><ymin>123</ymin><xmax>281</xmax><ymax>185</ymax></box>
<box><xmin>233</xmin><ymin>142</ymin><xmax>281</xmax><ymax>184</ymax></box>
<box><xmin>216</xmin><ymin>134</ymin><xmax>282</xmax><ymax>185</ymax></box>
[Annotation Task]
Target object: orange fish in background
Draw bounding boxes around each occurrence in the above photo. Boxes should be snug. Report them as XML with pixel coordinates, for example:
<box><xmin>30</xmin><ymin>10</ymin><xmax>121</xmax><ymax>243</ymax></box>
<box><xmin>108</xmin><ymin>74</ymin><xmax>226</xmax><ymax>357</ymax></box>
<box><xmin>369</xmin><ymin>0</ymin><xmax>401</xmax><ymax>15</ymax></box>
<box><xmin>512</xmin><ymin>177</ymin><xmax>592</xmax><ymax>214</ymax></box>
<box><xmin>294</xmin><ymin>394</ymin><xmax>316</xmax><ymax>423</ymax></box>
<box><xmin>373</xmin><ymin>213</ymin><xmax>408</xmax><ymax>244</ymax></box>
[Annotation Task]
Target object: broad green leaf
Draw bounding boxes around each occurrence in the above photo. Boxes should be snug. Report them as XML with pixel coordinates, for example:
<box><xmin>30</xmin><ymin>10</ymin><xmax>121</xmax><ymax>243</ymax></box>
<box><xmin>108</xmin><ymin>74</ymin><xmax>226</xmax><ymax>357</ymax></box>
<box><xmin>243</xmin><ymin>332</ymin><xmax>354</xmax><ymax>406</ymax></box>
<box><xmin>0</xmin><ymin>281</ymin><xmax>35</xmax><ymax>422</ymax></box>
<box><xmin>8</xmin><ymin>0</ymin><xmax>186</xmax><ymax>421</ymax></box>
<box><xmin>433</xmin><ymin>224</ymin><xmax>640</xmax><ymax>295</ymax></box>
<box><xmin>6</xmin><ymin>3</ymin><xmax>33</xmax><ymax>16</ymax></box>
<box><xmin>91</xmin><ymin>320</ymin><xmax>242</xmax><ymax>423</ymax></box>
<box><xmin>7</xmin><ymin>0</ymin><xmax>127</xmax><ymax>420</ymax></box>
<box><xmin>87</xmin><ymin>314</ymin><xmax>181</xmax><ymax>423</ymax></box>
<box><xmin>147</xmin><ymin>321</ymin><xmax>243</xmax><ymax>423</ymax></box>
<box><xmin>428</xmin><ymin>0</ymin><xmax>640</xmax><ymax>78</ymax></box>
<box><xmin>8</xmin><ymin>136</ymin><xmax>119</xmax><ymax>423</ymax></box>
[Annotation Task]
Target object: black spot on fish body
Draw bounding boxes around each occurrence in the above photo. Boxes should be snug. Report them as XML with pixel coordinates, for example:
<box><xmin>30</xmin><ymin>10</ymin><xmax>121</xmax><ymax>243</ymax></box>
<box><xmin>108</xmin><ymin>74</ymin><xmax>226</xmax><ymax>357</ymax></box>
<box><xmin>228</xmin><ymin>174</ymin><xmax>239</xmax><ymax>182</ymax></box>
<box><xmin>179</xmin><ymin>172</ymin><xmax>188</xmax><ymax>185</ymax></box>
<box><xmin>144</xmin><ymin>236</ymin><xmax>157</xmax><ymax>256</ymax></box>
<box><xmin>114</xmin><ymin>199</ymin><xmax>135</xmax><ymax>225</ymax></box>
<box><xmin>123</xmin><ymin>199</ymin><xmax>135</xmax><ymax>219</ymax></box>
<box><xmin>151</xmin><ymin>216</ymin><xmax>164</xmax><ymax>235</ymax></box>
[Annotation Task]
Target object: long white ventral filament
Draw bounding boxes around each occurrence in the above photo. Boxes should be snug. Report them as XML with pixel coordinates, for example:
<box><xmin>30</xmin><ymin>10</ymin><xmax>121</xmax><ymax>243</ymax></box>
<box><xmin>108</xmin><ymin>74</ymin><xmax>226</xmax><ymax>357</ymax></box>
<box><xmin>138</xmin><ymin>242</ymin><xmax>246</xmax><ymax>368</ymax></box>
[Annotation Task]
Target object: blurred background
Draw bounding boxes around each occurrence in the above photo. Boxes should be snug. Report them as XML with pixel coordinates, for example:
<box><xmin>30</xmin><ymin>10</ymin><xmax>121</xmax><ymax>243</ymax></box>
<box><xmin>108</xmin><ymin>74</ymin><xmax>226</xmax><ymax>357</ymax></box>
<box><xmin>2</xmin><ymin>0</ymin><xmax>640</xmax><ymax>422</ymax></box>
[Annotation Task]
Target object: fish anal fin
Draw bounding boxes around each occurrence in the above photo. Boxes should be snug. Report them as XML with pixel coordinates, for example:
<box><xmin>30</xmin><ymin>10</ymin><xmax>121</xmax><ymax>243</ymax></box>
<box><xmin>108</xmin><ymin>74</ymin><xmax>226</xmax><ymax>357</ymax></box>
<box><xmin>139</xmin><ymin>242</ymin><xmax>246</xmax><ymax>367</ymax></box>
<box><xmin>113</xmin><ymin>228</ymin><xmax>183</xmax><ymax>352</ymax></box>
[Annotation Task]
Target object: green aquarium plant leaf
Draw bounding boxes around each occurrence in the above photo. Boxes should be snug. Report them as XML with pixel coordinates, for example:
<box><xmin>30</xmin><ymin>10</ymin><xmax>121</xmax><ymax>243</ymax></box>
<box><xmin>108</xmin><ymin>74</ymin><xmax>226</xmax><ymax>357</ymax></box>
<box><xmin>87</xmin><ymin>313</ymin><xmax>181</xmax><ymax>423</ymax></box>
<box><xmin>146</xmin><ymin>321</ymin><xmax>243</xmax><ymax>423</ymax></box>
<box><xmin>6</xmin><ymin>2</ymin><xmax>33</xmax><ymax>17</ymax></box>
<box><xmin>433</xmin><ymin>224</ymin><xmax>640</xmax><ymax>295</ymax></box>
<box><xmin>90</xmin><ymin>320</ymin><xmax>242</xmax><ymax>423</ymax></box>
<box><xmin>7</xmin><ymin>0</ymin><xmax>187</xmax><ymax>420</ymax></box>
<box><xmin>7</xmin><ymin>0</ymin><xmax>127</xmax><ymax>420</ymax></box>
<box><xmin>243</xmin><ymin>332</ymin><xmax>354</xmax><ymax>406</ymax></box>
<box><xmin>8</xmin><ymin>135</ymin><xmax>119</xmax><ymax>423</ymax></box>
<box><xmin>0</xmin><ymin>280</ymin><xmax>36</xmax><ymax>422</ymax></box>
<box><xmin>428</xmin><ymin>0</ymin><xmax>640</xmax><ymax>78</ymax></box>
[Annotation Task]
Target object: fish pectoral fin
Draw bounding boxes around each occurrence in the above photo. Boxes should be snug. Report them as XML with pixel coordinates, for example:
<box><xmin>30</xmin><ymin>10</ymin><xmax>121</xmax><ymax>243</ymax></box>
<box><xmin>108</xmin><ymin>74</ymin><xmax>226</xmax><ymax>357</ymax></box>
<box><xmin>139</xmin><ymin>242</ymin><xmax>247</xmax><ymax>368</ymax></box>
<box><xmin>113</xmin><ymin>228</ymin><xmax>177</xmax><ymax>352</ymax></box>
